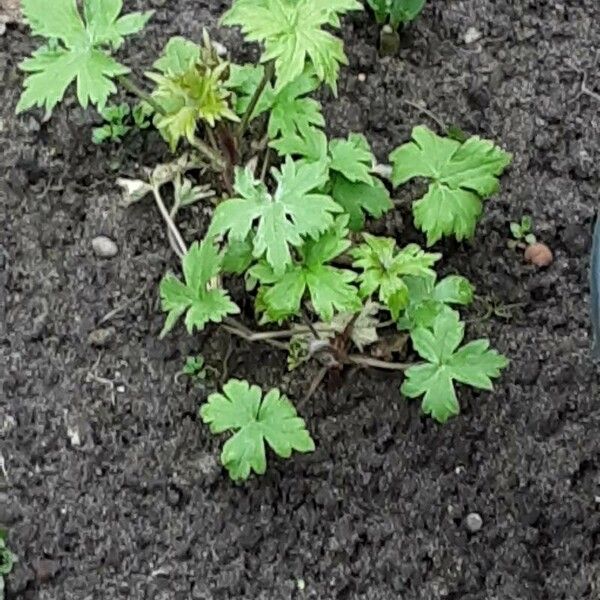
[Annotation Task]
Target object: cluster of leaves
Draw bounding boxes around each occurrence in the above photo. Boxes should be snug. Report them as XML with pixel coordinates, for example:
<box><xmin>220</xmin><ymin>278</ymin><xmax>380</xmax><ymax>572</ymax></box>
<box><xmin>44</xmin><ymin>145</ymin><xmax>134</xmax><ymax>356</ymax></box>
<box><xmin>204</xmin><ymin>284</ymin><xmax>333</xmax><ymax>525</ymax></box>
<box><xmin>17</xmin><ymin>0</ymin><xmax>512</xmax><ymax>482</ymax></box>
<box><xmin>92</xmin><ymin>101</ymin><xmax>151</xmax><ymax>144</ymax></box>
<box><xmin>366</xmin><ymin>0</ymin><xmax>426</xmax><ymax>28</ymax></box>
<box><xmin>0</xmin><ymin>530</ymin><xmax>17</xmax><ymax>600</ymax></box>
<box><xmin>147</xmin><ymin>34</ymin><xmax>239</xmax><ymax>150</ymax></box>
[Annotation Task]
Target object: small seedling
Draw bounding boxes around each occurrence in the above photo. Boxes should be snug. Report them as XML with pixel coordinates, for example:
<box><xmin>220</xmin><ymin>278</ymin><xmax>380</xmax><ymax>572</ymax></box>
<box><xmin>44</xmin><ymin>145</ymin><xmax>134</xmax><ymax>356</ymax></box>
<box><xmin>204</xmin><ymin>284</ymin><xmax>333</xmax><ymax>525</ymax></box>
<box><xmin>509</xmin><ymin>215</ymin><xmax>536</xmax><ymax>247</ymax></box>
<box><xmin>92</xmin><ymin>102</ymin><xmax>131</xmax><ymax>144</ymax></box>
<box><xmin>18</xmin><ymin>0</ymin><xmax>512</xmax><ymax>482</ymax></box>
<box><xmin>0</xmin><ymin>530</ymin><xmax>17</xmax><ymax>600</ymax></box>
<box><xmin>509</xmin><ymin>216</ymin><xmax>552</xmax><ymax>267</ymax></box>
<box><xmin>366</xmin><ymin>0</ymin><xmax>427</xmax><ymax>55</ymax></box>
<box><xmin>183</xmin><ymin>355</ymin><xmax>208</xmax><ymax>381</ymax></box>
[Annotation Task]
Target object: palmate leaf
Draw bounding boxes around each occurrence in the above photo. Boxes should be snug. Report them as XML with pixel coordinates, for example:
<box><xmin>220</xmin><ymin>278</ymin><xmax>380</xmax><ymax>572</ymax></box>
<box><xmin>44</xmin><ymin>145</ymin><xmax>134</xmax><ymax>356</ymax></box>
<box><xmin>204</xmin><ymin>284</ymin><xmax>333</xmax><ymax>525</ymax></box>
<box><xmin>390</xmin><ymin>126</ymin><xmax>512</xmax><ymax>245</ymax></box>
<box><xmin>159</xmin><ymin>241</ymin><xmax>239</xmax><ymax>337</ymax></box>
<box><xmin>352</xmin><ymin>233</ymin><xmax>441</xmax><ymax>319</ymax></box>
<box><xmin>227</xmin><ymin>66</ymin><xmax>325</xmax><ymax>138</ymax></box>
<box><xmin>396</xmin><ymin>274</ymin><xmax>474</xmax><ymax>332</ymax></box>
<box><xmin>329</xmin><ymin>133</ymin><xmax>375</xmax><ymax>185</ymax></box>
<box><xmin>401</xmin><ymin>310</ymin><xmax>508</xmax><ymax>422</ymax></box>
<box><xmin>222</xmin><ymin>0</ymin><xmax>362</xmax><ymax>93</ymax></box>
<box><xmin>250</xmin><ymin>216</ymin><xmax>361</xmax><ymax>322</ymax></box>
<box><xmin>208</xmin><ymin>159</ymin><xmax>342</xmax><ymax>276</ymax></box>
<box><xmin>17</xmin><ymin>0</ymin><xmax>153</xmax><ymax>113</ymax></box>
<box><xmin>271</xmin><ymin>128</ymin><xmax>393</xmax><ymax>230</ymax></box>
<box><xmin>200</xmin><ymin>379</ymin><xmax>315</xmax><ymax>480</ymax></box>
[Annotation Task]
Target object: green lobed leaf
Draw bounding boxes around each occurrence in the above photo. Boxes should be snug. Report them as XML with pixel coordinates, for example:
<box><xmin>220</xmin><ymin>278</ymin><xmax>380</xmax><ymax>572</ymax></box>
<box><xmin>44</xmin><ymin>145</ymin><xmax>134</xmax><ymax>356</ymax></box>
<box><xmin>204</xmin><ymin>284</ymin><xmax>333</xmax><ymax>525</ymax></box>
<box><xmin>352</xmin><ymin>234</ymin><xmax>441</xmax><ymax>319</ymax></box>
<box><xmin>209</xmin><ymin>159</ymin><xmax>341</xmax><ymax>276</ymax></box>
<box><xmin>330</xmin><ymin>174</ymin><xmax>393</xmax><ymax>231</ymax></box>
<box><xmin>268</xmin><ymin>72</ymin><xmax>325</xmax><ymax>139</ymax></box>
<box><xmin>159</xmin><ymin>241</ymin><xmax>239</xmax><ymax>337</ymax></box>
<box><xmin>200</xmin><ymin>379</ymin><xmax>315</xmax><ymax>480</ymax></box>
<box><xmin>271</xmin><ymin>129</ymin><xmax>392</xmax><ymax>230</ymax></box>
<box><xmin>389</xmin><ymin>125</ymin><xmax>512</xmax><ymax>245</ymax></box>
<box><xmin>400</xmin><ymin>310</ymin><xmax>508</xmax><ymax>422</ymax></box>
<box><xmin>222</xmin><ymin>0</ymin><xmax>361</xmax><ymax>93</ymax></box>
<box><xmin>329</xmin><ymin>133</ymin><xmax>375</xmax><ymax>185</ymax></box>
<box><xmin>251</xmin><ymin>216</ymin><xmax>361</xmax><ymax>322</ymax></box>
<box><xmin>18</xmin><ymin>0</ymin><xmax>152</xmax><ymax>113</ymax></box>
<box><xmin>396</xmin><ymin>274</ymin><xmax>473</xmax><ymax>331</ymax></box>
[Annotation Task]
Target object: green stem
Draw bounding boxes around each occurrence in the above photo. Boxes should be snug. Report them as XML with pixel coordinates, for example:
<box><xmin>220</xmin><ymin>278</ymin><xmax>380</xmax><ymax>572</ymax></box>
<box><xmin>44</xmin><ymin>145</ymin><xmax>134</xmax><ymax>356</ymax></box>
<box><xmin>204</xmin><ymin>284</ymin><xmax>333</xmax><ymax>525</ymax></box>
<box><xmin>118</xmin><ymin>75</ymin><xmax>165</xmax><ymax>116</ymax></box>
<box><xmin>237</xmin><ymin>61</ymin><xmax>274</xmax><ymax>140</ymax></box>
<box><xmin>152</xmin><ymin>186</ymin><xmax>187</xmax><ymax>258</ymax></box>
<box><xmin>347</xmin><ymin>355</ymin><xmax>412</xmax><ymax>371</ymax></box>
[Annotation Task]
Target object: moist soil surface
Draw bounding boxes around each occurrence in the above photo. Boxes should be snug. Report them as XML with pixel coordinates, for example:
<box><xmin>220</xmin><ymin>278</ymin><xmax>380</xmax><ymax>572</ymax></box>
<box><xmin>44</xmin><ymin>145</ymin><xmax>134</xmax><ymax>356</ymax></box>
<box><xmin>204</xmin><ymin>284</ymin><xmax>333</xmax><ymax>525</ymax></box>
<box><xmin>2</xmin><ymin>1</ymin><xmax>600</xmax><ymax>599</ymax></box>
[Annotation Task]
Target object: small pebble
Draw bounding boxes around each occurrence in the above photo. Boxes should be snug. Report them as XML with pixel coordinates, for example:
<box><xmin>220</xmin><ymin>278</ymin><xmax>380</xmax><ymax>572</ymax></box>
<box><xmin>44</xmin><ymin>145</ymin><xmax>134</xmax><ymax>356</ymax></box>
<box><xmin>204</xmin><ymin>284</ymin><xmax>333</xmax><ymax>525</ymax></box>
<box><xmin>92</xmin><ymin>235</ymin><xmax>118</xmax><ymax>258</ymax></box>
<box><xmin>67</xmin><ymin>423</ymin><xmax>81</xmax><ymax>447</ymax></box>
<box><xmin>357</xmin><ymin>73</ymin><xmax>366</xmax><ymax>82</ymax></box>
<box><xmin>524</xmin><ymin>242</ymin><xmax>553</xmax><ymax>267</ymax></box>
<box><xmin>465</xmin><ymin>512</ymin><xmax>483</xmax><ymax>532</ymax></box>
<box><xmin>464</xmin><ymin>27</ymin><xmax>482</xmax><ymax>44</ymax></box>
<box><xmin>87</xmin><ymin>327</ymin><xmax>115</xmax><ymax>348</ymax></box>
<box><xmin>212</xmin><ymin>40</ymin><xmax>227</xmax><ymax>57</ymax></box>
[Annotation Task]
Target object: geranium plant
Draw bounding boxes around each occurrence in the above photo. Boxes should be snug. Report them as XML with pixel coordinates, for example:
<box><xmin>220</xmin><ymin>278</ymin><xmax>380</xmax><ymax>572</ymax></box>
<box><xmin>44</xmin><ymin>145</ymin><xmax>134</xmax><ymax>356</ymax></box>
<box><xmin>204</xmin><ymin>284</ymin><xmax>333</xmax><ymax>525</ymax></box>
<box><xmin>17</xmin><ymin>0</ymin><xmax>511</xmax><ymax>481</ymax></box>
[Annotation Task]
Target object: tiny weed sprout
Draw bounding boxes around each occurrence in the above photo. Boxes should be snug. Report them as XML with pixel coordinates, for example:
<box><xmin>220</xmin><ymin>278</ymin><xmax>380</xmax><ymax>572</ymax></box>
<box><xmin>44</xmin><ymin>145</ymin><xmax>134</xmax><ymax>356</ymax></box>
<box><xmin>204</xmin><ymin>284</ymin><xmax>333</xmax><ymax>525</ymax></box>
<box><xmin>18</xmin><ymin>0</ymin><xmax>513</xmax><ymax>481</ymax></box>
<box><xmin>509</xmin><ymin>215</ymin><xmax>537</xmax><ymax>247</ymax></box>
<box><xmin>92</xmin><ymin>101</ymin><xmax>152</xmax><ymax>144</ymax></box>
<box><xmin>183</xmin><ymin>355</ymin><xmax>208</xmax><ymax>381</ymax></box>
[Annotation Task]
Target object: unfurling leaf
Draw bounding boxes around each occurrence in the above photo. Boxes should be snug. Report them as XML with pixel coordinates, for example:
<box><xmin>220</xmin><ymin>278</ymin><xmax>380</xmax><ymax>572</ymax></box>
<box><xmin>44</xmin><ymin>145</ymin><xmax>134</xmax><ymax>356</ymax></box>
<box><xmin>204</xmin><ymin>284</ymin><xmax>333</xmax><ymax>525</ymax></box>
<box><xmin>352</xmin><ymin>233</ymin><xmax>441</xmax><ymax>319</ymax></box>
<box><xmin>200</xmin><ymin>379</ymin><xmax>315</xmax><ymax>480</ymax></box>
<box><xmin>147</xmin><ymin>36</ymin><xmax>238</xmax><ymax>150</ymax></box>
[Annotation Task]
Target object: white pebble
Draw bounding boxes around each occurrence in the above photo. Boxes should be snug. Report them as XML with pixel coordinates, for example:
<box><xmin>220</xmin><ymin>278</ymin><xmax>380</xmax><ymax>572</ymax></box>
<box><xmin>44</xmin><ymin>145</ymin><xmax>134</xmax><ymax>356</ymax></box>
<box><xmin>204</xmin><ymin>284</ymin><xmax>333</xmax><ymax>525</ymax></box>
<box><xmin>464</xmin><ymin>27</ymin><xmax>482</xmax><ymax>44</ymax></box>
<box><xmin>357</xmin><ymin>73</ymin><xmax>366</xmax><ymax>82</ymax></box>
<box><xmin>92</xmin><ymin>235</ymin><xmax>118</xmax><ymax>258</ymax></box>
<box><xmin>465</xmin><ymin>512</ymin><xmax>483</xmax><ymax>532</ymax></box>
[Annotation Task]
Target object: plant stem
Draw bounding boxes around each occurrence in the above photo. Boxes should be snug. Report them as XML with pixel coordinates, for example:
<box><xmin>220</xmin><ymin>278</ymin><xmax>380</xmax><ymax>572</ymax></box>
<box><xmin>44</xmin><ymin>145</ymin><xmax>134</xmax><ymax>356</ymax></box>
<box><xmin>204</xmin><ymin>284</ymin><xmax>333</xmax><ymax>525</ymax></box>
<box><xmin>260</xmin><ymin>146</ymin><xmax>271</xmax><ymax>181</ymax></box>
<box><xmin>347</xmin><ymin>354</ymin><xmax>412</xmax><ymax>371</ymax></box>
<box><xmin>118</xmin><ymin>75</ymin><xmax>166</xmax><ymax>116</ymax></box>
<box><xmin>237</xmin><ymin>61</ymin><xmax>274</xmax><ymax>140</ymax></box>
<box><xmin>205</xmin><ymin>127</ymin><xmax>220</xmax><ymax>154</ymax></box>
<box><xmin>152</xmin><ymin>186</ymin><xmax>187</xmax><ymax>258</ymax></box>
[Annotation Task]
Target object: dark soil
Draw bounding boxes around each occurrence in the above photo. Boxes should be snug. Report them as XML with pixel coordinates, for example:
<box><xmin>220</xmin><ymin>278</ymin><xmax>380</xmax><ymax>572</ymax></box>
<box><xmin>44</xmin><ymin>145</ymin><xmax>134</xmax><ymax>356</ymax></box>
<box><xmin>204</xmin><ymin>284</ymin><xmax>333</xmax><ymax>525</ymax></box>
<box><xmin>2</xmin><ymin>1</ymin><xmax>600</xmax><ymax>598</ymax></box>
